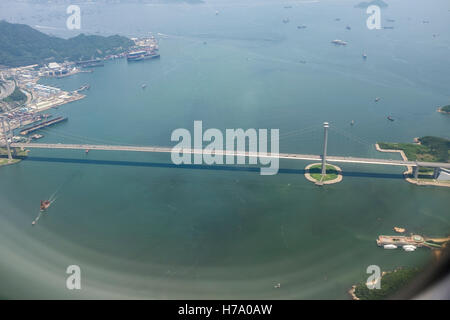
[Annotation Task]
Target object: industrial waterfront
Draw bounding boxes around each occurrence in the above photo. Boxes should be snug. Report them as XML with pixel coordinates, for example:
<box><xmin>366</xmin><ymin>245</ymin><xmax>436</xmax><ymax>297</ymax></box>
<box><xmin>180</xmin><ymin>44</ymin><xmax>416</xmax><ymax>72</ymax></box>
<box><xmin>0</xmin><ymin>0</ymin><xmax>449</xmax><ymax>299</ymax></box>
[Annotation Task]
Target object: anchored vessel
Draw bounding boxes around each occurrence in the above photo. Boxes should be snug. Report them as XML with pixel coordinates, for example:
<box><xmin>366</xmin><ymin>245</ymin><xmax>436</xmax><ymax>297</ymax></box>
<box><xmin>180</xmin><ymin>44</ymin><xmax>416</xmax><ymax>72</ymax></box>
<box><xmin>331</xmin><ymin>39</ymin><xmax>347</xmax><ymax>46</ymax></box>
<box><xmin>127</xmin><ymin>50</ymin><xmax>160</xmax><ymax>62</ymax></box>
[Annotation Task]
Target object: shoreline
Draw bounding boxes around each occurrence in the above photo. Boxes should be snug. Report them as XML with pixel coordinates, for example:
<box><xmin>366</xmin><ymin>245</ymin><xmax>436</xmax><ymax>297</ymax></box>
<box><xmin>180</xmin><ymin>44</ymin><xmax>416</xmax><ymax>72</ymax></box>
<box><xmin>375</xmin><ymin>143</ymin><xmax>450</xmax><ymax>188</ymax></box>
<box><xmin>437</xmin><ymin>107</ymin><xmax>450</xmax><ymax>114</ymax></box>
<box><xmin>304</xmin><ymin>163</ymin><xmax>343</xmax><ymax>185</ymax></box>
<box><xmin>0</xmin><ymin>158</ymin><xmax>21</xmax><ymax>167</ymax></box>
<box><xmin>348</xmin><ymin>271</ymin><xmax>388</xmax><ymax>300</ymax></box>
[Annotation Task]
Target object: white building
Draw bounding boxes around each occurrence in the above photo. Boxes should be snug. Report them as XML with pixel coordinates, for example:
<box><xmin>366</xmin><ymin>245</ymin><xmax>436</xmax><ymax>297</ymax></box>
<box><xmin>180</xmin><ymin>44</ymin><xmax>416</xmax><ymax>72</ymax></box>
<box><xmin>437</xmin><ymin>168</ymin><xmax>450</xmax><ymax>181</ymax></box>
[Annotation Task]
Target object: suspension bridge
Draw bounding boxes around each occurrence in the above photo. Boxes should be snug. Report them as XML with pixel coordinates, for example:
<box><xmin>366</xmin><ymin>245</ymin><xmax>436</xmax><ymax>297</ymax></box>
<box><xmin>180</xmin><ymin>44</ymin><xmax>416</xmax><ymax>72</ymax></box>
<box><xmin>2</xmin><ymin>119</ymin><xmax>449</xmax><ymax>179</ymax></box>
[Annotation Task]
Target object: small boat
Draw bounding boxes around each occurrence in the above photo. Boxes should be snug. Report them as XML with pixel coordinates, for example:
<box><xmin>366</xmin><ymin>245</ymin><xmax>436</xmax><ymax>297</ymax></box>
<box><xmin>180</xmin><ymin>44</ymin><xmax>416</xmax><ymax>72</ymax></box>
<box><xmin>403</xmin><ymin>245</ymin><xmax>417</xmax><ymax>252</ymax></box>
<box><xmin>274</xmin><ymin>283</ymin><xmax>281</xmax><ymax>288</ymax></box>
<box><xmin>32</xmin><ymin>221</ymin><xmax>36</xmax><ymax>226</ymax></box>
<box><xmin>85</xmin><ymin>149</ymin><xmax>89</xmax><ymax>154</ymax></box>
<box><xmin>362</xmin><ymin>53</ymin><xmax>367</xmax><ymax>60</ymax></box>
<box><xmin>387</xmin><ymin>116</ymin><xmax>395</xmax><ymax>121</ymax></box>
<box><xmin>383</xmin><ymin>244</ymin><xmax>397</xmax><ymax>249</ymax></box>
<box><xmin>331</xmin><ymin>39</ymin><xmax>347</xmax><ymax>46</ymax></box>
<box><xmin>141</xmin><ymin>83</ymin><xmax>147</xmax><ymax>89</ymax></box>
<box><xmin>394</xmin><ymin>227</ymin><xmax>405</xmax><ymax>233</ymax></box>
<box><xmin>282</xmin><ymin>18</ymin><xmax>290</xmax><ymax>24</ymax></box>
<box><xmin>346</xmin><ymin>25</ymin><xmax>351</xmax><ymax>30</ymax></box>
<box><xmin>297</xmin><ymin>25</ymin><xmax>307</xmax><ymax>29</ymax></box>
<box><xmin>215</xmin><ymin>10</ymin><xmax>219</xmax><ymax>15</ymax></box>
<box><xmin>375</xmin><ymin>97</ymin><xmax>380</xmax><ymax>102</ymax></box>
<box><xmin>40</xmin><ymin>200</ymin><xmax>51</xmax><ymax>211</ymax></box>
<box><xmin>350</xmin><ymin>120</ymin><xmax>355</xmax><ymax>126</ymax></box>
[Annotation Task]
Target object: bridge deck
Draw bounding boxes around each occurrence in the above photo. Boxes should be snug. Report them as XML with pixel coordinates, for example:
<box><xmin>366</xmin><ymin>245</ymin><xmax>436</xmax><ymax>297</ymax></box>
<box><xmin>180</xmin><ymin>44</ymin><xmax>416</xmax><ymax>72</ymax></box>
<box><xmin>10</xmin><ymin>142</ymin><xmax>450</xmax><ymax>169</ymax></box>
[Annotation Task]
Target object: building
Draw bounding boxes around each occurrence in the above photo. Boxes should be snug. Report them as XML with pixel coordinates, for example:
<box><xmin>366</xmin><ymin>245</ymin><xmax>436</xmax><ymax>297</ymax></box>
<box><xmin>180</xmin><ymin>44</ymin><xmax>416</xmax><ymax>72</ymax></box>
<box><xmin>437</xmin><ymin>168</ymin><xmax>450</xmax><ymax>181</ymax></box>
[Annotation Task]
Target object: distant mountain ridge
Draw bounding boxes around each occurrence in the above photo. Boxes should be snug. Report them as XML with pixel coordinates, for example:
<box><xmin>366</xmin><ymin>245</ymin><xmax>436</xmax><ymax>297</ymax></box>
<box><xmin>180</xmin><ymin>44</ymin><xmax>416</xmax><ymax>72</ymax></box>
<box><xmin>0</xmin><ymin>21</ymin><xmax>134</xmax><ymax>67</ymax></box>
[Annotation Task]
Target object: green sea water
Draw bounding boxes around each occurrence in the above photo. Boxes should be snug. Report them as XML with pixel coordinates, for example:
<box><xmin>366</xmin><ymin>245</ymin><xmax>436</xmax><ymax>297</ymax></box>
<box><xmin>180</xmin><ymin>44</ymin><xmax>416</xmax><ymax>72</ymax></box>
<box><xmin>0</xmin><ymin>0</ymin><xmax>449</xmax><ymax>299</ymax></box>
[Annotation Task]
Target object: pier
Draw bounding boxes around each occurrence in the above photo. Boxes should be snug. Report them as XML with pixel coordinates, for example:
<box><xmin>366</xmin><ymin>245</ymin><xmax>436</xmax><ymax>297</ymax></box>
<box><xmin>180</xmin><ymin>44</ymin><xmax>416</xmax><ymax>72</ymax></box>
<box><xmin>377</xmin><ymin>234</ymin><xmax>450</xmax><ymax>249</ymax></box>
<box><xmin>19</xmin><ymin>117</ymin><xmax>68</xmax><ymax>135</ymax></box>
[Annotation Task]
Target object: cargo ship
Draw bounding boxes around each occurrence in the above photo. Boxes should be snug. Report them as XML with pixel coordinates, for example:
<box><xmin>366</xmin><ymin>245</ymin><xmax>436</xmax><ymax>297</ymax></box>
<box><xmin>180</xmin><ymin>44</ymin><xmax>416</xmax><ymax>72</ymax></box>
<box><xmin>127</xmin><ymin>50</ymin><xmax>160</xmax><ymax>62</ymax></box>
<box><xmin>75</xmin><ymin>59</ymin><xmax>104</xmax><ymax>68</ymax></box>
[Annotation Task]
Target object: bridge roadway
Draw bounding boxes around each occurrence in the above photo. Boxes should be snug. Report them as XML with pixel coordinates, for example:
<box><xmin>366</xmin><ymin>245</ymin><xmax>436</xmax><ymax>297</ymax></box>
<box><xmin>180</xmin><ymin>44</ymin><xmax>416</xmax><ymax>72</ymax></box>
<box><xmin>10</xmin><ymin>142</ymin><xmax>450</xmax><ymax>169</ymax></box>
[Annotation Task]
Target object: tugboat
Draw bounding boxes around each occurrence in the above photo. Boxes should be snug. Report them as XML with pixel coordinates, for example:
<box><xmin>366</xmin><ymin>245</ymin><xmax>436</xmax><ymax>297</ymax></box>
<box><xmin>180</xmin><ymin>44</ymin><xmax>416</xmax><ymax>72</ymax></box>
<box><xmin>40</xmin><ymin>200</ymin><xmax>51</xmax><ymax>212</ymax></box>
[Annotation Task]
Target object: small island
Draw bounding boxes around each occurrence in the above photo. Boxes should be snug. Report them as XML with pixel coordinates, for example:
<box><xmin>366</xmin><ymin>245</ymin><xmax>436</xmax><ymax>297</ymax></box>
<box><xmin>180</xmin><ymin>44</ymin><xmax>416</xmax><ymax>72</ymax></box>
<box><xmin>437</xmin><ymin>105</ymin><xmax>450</xmax><ymax>114</ymax></box>
<box><xmin>349</xmin><ymin>267</ymin><xmax>420</xmax><ymax>300</ymax></box>
<box><xmin>304</xmin><ymin>163</ymin><xmax>342</xmax><ymax>185</ymax></box>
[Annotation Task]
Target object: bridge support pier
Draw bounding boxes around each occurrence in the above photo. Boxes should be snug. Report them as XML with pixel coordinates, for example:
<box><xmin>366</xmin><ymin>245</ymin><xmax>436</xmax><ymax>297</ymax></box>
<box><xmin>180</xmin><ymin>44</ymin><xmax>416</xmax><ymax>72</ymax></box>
<box><xmin>413</xmin><ymin>166</ymin><xmax>419</xmax><ymax>179</ymax></box>
<box><xmin>321</xmin><ymin>122</ymin><xmax>329</xmax><ymax>177</ymax></box>
<box><xmin>433</xmin><ymin>167</ymin><xmax>440</xmax><ymax>179</ymax></box>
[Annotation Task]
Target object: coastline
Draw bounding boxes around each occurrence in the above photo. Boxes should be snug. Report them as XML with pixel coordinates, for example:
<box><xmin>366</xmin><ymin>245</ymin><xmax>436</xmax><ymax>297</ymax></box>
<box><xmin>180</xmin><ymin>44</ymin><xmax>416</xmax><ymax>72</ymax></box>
<box><xmin>348</xmin><ymin>285</ymin><xmax>359</xmax><ymax>300</ymax></box>
<box><xmin>304</xmin><ymin>163</ymin><xmax>343</xmax><ymax>185</ymax></box>
<box><xmin>0</xmin><ymin>158</ymin><xmax>21</xmax><ymax>167</ymax></box>
<box><xmin>437</xmin><ymin>107</ymin><xmax>450</xmax><ymax>114</ymax></box>
<box><xmin>375</xmin><ymin>143</ymin><xmax>450</xmax><ymax>188</ymax></box>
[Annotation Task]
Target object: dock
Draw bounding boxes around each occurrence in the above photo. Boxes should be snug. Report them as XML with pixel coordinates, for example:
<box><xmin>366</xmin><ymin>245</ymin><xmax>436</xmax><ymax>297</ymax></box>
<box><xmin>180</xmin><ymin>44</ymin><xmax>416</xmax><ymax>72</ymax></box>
<box><xmin>377</xmin><ymin>234</ymin><xmax>425</xmax><ymax>247</ymax></box>
<box><xmin>19</xmin><ymin>117</ymin><xmax>68</xmax><ymax>135</ymax></box>
<box><xmin>377</xmin><ymin>234</ymin><xmax>450</xmax><ymax>249</ymax></box>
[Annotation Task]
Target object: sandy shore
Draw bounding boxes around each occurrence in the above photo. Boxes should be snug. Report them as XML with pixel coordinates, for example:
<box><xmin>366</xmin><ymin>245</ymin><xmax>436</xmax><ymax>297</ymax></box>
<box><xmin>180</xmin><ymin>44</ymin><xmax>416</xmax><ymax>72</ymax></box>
<box><xmin>437</xmin><ymin>107</ymin><xmax>450</xmax><ymax>114</ymax></box>
<box><xmin>348</xmin><ymin>285</ymin><xmax>359</xmax><ymax>300</ymax></box>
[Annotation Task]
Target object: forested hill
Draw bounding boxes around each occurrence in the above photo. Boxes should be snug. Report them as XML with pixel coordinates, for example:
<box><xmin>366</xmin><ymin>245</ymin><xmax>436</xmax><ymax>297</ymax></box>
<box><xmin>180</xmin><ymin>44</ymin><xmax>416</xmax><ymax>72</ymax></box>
<box><xmin>0</xmin><ymin>21</ymin><xmax>134</xmax><ymax>67</ymax></box>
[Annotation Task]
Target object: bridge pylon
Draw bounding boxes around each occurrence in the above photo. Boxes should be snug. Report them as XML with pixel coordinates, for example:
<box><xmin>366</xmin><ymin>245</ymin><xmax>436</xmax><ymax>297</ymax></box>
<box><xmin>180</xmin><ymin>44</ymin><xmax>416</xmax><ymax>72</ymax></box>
<box><xmin>1</xmin><ymin>117</ymin><xmax>13</xmax><ymax>162</ymax></box>
<box><xmin>321</xmin><ymin>122</ymin><xmax>329</xmax><ymax>177</ymax></box>
<box><xmin>413</xmin><ymin>165</ymin><xmax>419</xmax><ymax>179</ymax></box>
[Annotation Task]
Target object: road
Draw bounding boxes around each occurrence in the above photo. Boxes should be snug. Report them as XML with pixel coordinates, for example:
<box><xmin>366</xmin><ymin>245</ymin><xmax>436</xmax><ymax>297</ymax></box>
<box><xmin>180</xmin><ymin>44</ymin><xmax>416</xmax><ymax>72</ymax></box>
<box><xmin>10</xmin><ymin>142</ymin><xmax>450</xmax><ymax>169</ymax></box>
